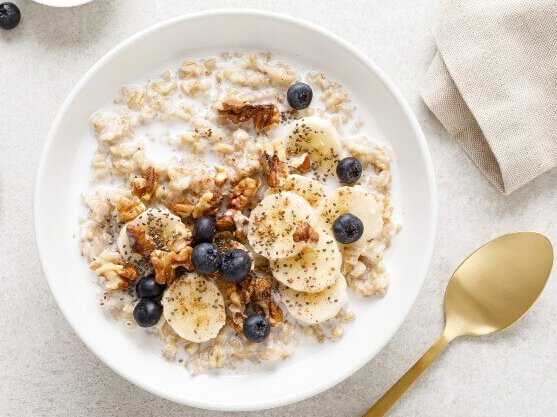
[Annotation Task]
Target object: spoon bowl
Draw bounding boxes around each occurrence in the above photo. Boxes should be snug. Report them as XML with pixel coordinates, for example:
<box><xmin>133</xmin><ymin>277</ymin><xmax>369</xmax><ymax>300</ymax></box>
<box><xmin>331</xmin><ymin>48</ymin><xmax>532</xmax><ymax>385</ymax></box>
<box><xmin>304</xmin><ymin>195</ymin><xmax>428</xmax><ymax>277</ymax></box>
<box><xmin>364</xmin><ymin>232</ymin><xmax>553</xmax><ymax>417</ymax></box>
<box><xmin>444</xmin><ymin>232</ymin><xmax>553</xmax><ymax>338</ymax></box>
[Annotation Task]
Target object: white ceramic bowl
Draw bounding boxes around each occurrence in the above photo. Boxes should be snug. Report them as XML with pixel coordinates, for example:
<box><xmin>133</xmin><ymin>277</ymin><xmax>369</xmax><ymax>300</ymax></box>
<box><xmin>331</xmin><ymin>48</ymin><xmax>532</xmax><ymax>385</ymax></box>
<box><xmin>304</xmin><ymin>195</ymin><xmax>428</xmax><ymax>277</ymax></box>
<box><xmin>34</xmin><ymin>10</ymin><xmax>436</xmax><ymax>411</ymax></box>
<box><xmin>32</xmin><ymin>0</ymin><xmax>93</xmax><ymax>7</ymax></box>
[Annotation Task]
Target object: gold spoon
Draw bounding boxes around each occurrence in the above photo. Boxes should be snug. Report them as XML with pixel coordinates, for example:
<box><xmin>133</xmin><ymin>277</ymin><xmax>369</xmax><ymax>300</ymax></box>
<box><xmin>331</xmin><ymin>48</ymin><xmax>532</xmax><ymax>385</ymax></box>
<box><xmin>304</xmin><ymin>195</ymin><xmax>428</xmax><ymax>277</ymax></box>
<box><xmin>363</xmin><ymin>232</ymin><xmax>553</xmax><ymax>417</ymax></box>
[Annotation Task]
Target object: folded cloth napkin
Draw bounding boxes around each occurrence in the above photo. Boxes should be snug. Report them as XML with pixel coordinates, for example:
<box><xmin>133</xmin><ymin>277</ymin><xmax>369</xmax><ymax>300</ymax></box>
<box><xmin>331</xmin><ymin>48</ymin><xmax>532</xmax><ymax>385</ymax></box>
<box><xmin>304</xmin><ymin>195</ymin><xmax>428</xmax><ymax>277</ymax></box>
<box><xmin>421</xmin><ymin>0</ymin><xmax>557</xmax><ymax>194</ymax></box>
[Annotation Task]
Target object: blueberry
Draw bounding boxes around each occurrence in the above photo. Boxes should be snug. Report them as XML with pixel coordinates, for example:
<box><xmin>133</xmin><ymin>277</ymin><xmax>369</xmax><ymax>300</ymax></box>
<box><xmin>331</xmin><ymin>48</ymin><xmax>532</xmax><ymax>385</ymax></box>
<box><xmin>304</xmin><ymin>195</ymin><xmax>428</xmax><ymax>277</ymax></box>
<box><xmin>332</xmin><ymin>213</ymin><xmax>364</xmax><ymax>244</ymax></box>
<box><xmin>135</xmin><ymin>273</ymin><xmax>165</xmax><ymax>299</ymax></box>
<box><xmin>243</xmin><ymin>314</ymin><xmax>270</xmax><ymax>343</ymax></box>
<box><xmin>193</xmin><ymin>216</ymin><xmax>216</xmax><ymax>244</ymax></box>
<box><xmin>287</xmin><ymin>82</ymin><xmax>313</xmax><ymax>110</ymax></box>
<box><xmin>0</xmin><ymin>3</ymin><xmax>20</xmax><ymax>30</ymax></box>
<box><xmin>191</xmin><ymin>242</ymin><xmax>220</xmax><ymax>274</ymax></box>
<box><xmin>219</xmin><ymin>249</ymin><xmax>252</xmax><ymax>283</ymax></box>
<box><xmin>133</xmin><ymin>299</ymin><xmax>162</xmax><ymax>327</ymax></box>
<box><xmin>336</xmin><ymin>157</ymin><xmax>362</xmax><ymax>184</ymax></box>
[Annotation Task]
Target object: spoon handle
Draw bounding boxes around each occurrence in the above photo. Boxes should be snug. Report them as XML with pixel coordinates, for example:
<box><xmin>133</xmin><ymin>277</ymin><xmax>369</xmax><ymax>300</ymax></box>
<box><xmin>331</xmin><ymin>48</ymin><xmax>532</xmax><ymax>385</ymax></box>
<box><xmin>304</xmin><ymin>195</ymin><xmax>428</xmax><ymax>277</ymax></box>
<box><xmin>362</xmin><ymin>331</ymin><xmax>453</xmax><ymax>417</ymax></box>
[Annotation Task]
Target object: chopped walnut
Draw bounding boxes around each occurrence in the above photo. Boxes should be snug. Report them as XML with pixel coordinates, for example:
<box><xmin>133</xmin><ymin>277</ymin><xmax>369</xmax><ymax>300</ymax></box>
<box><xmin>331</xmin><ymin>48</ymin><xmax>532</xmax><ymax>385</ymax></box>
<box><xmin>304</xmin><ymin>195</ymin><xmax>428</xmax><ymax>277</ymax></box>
<box><xmin>170</xmin><ymin>192</ymin><xmax>223</xmax><ymax>219</ymax></box>
<box><xmin>126</xmin><ymin>225</ymin><xmax>156</xmax><ymax>255</ymax></box>
<box><xmin>267</xmin><ymin>301</ymin><xmax>284</xmax><ymax>327</ymax></box>
<box><xmin>169</xmin><ymin>203</ymin><xmax>194</xmax><ymax>218</ymax></box>
<box><xmin>118</xmin><ymin>266</ymin><xmax>138</xmax><ymax>284</ymax></box>
<box><xmin>116</xmin><ymin>198</ymin><xmax>145</xmax><ymax>222</ymax></box>
<box><xmin>132</xmin><ymin>166</ymin><xmax>157</xmax><ymax>202</ymax></box>
<box><xmin>218</xmin><ymin>101</ymin><xmax>279</xmax><ymax>130</ymax></box>
<box><xmin>226</xmin><ymin>274</ymin><xmax>283</xmax><ymax>331</ymax></box>
<box><xmin>89</xmin><ymin>251</ymin><xmax>134</xmax><ymax>290</ymax></box>
<box><xmin>263</xmin><ymin>152</ymin><xmax>288</xmax><ymax>188</ymax></box>
<box><xmin>193</xmin><ymin>191</ymin><xmax>223</xmax><ymax>218</ymax></box>
<box><xmin>290</xmin><ymin>153</ymin><xmax>311</xmax><ymax>174</ymax></box>
<box><xmin>229</xmin><ymin>177</ymin><xmax>261</xmax><ymax>210</ymax></box>
<box><xmin>215</xmin><ymin>213</ymin><xmax>236</xmax><ymax>231</ymax></box>
<box><xmin>150</xmin><ymin>247</ymin><xmax>194</xmax><ymax>285</ymax></box>
<box><xmin>293</xmin><ymin>222</ymin><xmax>319</xmax><ymax>244</ymax></box>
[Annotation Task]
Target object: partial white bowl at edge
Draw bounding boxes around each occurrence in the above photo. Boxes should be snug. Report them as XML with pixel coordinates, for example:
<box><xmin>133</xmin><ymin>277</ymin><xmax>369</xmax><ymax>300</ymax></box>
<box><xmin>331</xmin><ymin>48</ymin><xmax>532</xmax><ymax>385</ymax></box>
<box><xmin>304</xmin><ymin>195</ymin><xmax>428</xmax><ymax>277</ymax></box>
<box><xmin>31</xmin><ymin>0</ymin><xmax>93</xmax><ymax>7</ymax></box>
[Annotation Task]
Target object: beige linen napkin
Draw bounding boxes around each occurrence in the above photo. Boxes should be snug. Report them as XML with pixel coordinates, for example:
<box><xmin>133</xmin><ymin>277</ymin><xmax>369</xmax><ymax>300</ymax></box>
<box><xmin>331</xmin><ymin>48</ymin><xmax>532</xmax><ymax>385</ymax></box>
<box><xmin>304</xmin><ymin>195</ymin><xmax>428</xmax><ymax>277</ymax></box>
<box><xmin>421</xmin><ymin>0</ymin><xmax>557</xmax><ymax>194</ymax></box>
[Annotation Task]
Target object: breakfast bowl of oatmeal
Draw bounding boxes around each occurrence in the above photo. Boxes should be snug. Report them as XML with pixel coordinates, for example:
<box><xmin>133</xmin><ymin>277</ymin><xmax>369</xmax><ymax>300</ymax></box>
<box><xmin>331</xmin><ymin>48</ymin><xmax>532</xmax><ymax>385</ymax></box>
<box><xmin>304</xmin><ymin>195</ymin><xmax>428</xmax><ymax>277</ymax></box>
<box><xmin>34</xmin><ymin>10</ymin><xmax>436</xmax><ymax>411</ymax></box>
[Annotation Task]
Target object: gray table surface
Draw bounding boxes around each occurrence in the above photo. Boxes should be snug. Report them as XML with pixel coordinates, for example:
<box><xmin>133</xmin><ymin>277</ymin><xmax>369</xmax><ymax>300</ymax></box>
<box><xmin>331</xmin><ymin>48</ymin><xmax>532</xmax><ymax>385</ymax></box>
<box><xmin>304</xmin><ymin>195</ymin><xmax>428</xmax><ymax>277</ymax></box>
<box><xmin>1</xmin><ymin>1</ymin><xmax>556</xmax><ymax>416</ymax></box>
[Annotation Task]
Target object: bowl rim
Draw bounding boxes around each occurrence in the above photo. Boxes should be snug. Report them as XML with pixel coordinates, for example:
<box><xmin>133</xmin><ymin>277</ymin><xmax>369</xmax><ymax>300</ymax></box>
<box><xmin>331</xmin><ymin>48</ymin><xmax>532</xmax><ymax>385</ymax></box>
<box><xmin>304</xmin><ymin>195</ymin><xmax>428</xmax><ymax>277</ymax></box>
<box><xmin>31</xmin><ymin>0</ymin><xmax>93</xmax><ymax>7</ymax></box>
<box><xmin>33</xmin><ymin>9</ymin><xmax>437</xmax><ymax>411</ymax></box>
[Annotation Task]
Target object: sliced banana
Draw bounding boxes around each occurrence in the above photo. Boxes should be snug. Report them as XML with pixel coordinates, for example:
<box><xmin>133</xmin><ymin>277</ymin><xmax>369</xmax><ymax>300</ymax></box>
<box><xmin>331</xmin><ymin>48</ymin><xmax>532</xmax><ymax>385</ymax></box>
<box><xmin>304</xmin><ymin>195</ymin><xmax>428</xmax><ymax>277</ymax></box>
<box><xmin>162</xmin><ymin>272</ymin><xmax>226</xmax><ymax>343</ymax></box>
<box><xmin>270</xmin><ymin>229</ymin><xmax>341</xmax><ymax>293</ymax></box>
<box><xmin>317</xmin><ymin>186</ymin><xmax>383</xmax><ymax>247</ymax></box>
<box><xmin>248</xmin><ymin>191</ymin><xmax>317</xmax><ymax>260</ymax></box>
<box><xmin>269</xmin><ymin>174</ymin><xmax>327</xmax><ymax>208</ymax></box>
<box><xmin>117</xmin><ymin>207</ymin><xmax>192</xmax><ymax>265</ymax></box>
<box><xmin>279</xmin><ymin>274</ymin><xmax>348</xmax><ymax>324</ymax></box>
<box><xmin>285</xmin><ymin>116</ymin><xmax>341</xmax><ymax>176</ymax></box>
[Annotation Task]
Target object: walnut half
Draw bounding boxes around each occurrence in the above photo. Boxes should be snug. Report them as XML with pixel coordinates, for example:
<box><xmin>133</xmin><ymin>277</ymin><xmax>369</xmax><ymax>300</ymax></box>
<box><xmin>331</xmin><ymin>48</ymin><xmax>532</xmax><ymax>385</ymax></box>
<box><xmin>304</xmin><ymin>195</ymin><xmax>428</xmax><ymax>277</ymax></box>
<box><xmin>126</xmin><ymin>225</ymin><xmax>155</xmax><ymax>256</ymax></box>
<box><xmin>293</xmin><ymin>222</ymin><xmax>319</xmax><ymax>244</ymax></box>
<box><xmin>132</xmin><ymin>166</ymin><xmax>158</xmax><ymax>202</ymax></box>
<box><xmin>229</xmin><ymin>177</ymin><xmax>261</xmax><ymax>211</ymax></box>
<box><xmin>150</xmin><ymin>247</ymin><xmax>194</xmax><ymax>285</ymax></box>
<box><xmin>170</xmin><ymin>192</ymin><xmax>223</xmax><ymax>219</ymax></box>
<box><xmin>169</xmin><ymin>203</ymin><xmax>194</xmax><ymax>218</ymax></box>
<box><xmin>116</xmin><ymin>198</ymin><xmax>145</xmax><ymax>222</ymax></box>
<box><xmin>263</xmin><ymin>152</ymin><xmax>288</xmax><ymax>188</ymax></box>
<box><xmin>218</xmin><ymin>101</ymin><xmax>279</xmax><ymax>130</ymax></box>
<box><xmin>118</xmin><ymin>266</ymin><xmax>138</xmax><ymax>284</ymax></box>
<box><xmin>215</xmin><ymin>213</ymin><xmax>236</xmax><ymax>231</ymax></box>
<box><xmin>193</xmin><ymin>191</ymin><xmax>223</xmax><ymax>218</ymax></box>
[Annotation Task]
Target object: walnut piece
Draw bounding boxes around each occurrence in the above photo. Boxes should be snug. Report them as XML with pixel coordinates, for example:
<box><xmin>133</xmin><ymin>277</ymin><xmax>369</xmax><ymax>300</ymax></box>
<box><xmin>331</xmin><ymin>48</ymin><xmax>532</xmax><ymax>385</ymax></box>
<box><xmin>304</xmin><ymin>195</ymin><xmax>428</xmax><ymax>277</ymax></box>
<box><xmin>116</xmin><ymin>198</ymin><xmax>145</xmax><ymax>222</ymax></box>
<box><xmin>290</xmin><ymin>153</ymin><xmax>311</xmax><ymax>174</ymax></box>
<box><xmin>150</xmin><ymin>247</ymin><xmax>194</xmax><ymax>285</ymax></box>
<box><xmin>218</xmin><ymin>101</ymin><xmax>279</xmax><ymax>130</ymax></box>
<box><xmin>118</xmin><ymin>266</ymin><xmax>138</xmax><ymax>283</ymax></box>
<box><xmin>132</xmin><ymin>166</ymin><xmax>158</xmax><ymax>202</ymax></box>
<box><xmin>226</xmin><ymin>274</ymin><xmax>283</xmax><ymax>331</ymax></box>
<box><xmin>170</xmin><ymin>192</ymin><xmax>223</xmax><ymax>219</ymax></box>
<box><xmin>126</xmin><ymin>225</ymin><xmax>156</xmax><ymax>255</ymax></box>
<box><xmin>193</xmin><ymin>191</ymin><xmax>223</xmax><ymax>218</ymax></box>
<box><xmin>267</xmin><ymin>301</ymin><xmax>284</xmax><ymax>327</ymax></box>
<box><xmin>293</xmin><ymin>222</ymin><xmax>319</xmax><ymax>244</ymax></box>
<box><xmin>169</xmin><ymin>203</ymin><xmax>194</xmax><ymax>218</ymax></box>
<box><xmin>215</xmin><ymin>213</ymin><xmax>236</xmax><ymax>231</ymax></box>
<box><xmin>229</xmin><ymin>177</ymin><xmax>261</xmax><ymax>210</ymax></box>
<box><xmin>104</xmin><ymin>266</ymin><xmax>139</xmax><ymax>290</ymax></box>
<box><xmin>263</xmin><ymin>152</ymin><xmax>288</xmax><ymax>188</ymax></box>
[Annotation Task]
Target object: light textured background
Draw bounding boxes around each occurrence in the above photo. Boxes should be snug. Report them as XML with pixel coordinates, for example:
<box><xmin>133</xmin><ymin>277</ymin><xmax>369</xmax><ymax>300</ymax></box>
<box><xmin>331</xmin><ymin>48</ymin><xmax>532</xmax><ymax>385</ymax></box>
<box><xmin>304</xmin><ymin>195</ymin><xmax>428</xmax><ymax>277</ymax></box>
<box><xmin>1</xmin><ymin>1</ymin><xmax>556</xmax><ymax>416</ymax></box>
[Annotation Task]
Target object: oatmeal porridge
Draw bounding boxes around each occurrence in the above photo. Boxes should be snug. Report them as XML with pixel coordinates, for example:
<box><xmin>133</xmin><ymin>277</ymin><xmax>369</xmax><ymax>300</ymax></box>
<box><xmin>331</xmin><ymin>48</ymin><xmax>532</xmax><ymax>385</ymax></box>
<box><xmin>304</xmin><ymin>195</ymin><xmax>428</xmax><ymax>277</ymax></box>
<box><xmin>79</xmin><ymin>51</ymin><xmax>398</xmax><ymax>375</ymax></box>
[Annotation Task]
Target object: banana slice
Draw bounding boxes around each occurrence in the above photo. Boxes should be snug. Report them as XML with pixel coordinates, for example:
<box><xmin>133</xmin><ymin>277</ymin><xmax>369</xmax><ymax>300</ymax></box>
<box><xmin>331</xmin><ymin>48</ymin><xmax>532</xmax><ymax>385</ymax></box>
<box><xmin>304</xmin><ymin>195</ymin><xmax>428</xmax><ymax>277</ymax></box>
<box><xmin>279</xmin><ymin>275</ymin><xmax>348</xmax><ymax>324</ymax></box>
<box><xmin>285</xmin><ymin>116</ymin><xmax>341</xmax><ymax>176</ymax></box>
<box><xmin>162</xmin><ymin>272</ymin><xmax>226</xmax><ymax>343</ymax></box>
<box><xmin>270</xmin><ymin>229</ymin><xmax>341</xmax><ymax>293</ymax></box>
<box><xmin>117</xmin><ymin>207</ymin><xmax>192</xmax><ymax>265</ymax></box>
<box><xmin>270</xmin><ymin>174</ymin><xmax>327</xmax><ymax>208</ymax></box>
<box><xmin>248</xmin><ymin>191</ymin><xmax>317</xmax><ymax>260</ymax></box>
<box><xmin>317</xmin><ymin>186</ymin><xmax>383</xmax><ymax>247</ymax></box>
